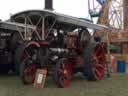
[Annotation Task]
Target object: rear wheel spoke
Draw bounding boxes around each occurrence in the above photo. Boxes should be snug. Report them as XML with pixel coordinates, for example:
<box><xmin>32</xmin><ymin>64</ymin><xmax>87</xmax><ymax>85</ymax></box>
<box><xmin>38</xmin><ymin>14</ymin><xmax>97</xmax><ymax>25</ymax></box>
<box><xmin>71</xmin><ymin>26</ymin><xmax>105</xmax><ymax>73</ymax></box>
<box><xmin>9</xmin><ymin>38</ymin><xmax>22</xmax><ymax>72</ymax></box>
<box><xmin>95</xmin><ymin>69</ymin><xmax>102</xmax><ymax>77</ymax></box>
<box><xmin>97</xmin><ymin>55</ymin><xmax>103</xmax><ymax>59</ymax></box>
<box><xmin>96</xmin><ymin>64</ymin><xmax>104</xmax><ymax>69</ymax></box>
<box><xmin>95</xmin><ymin>46</ymin><xmax>101</xmax><ymax>54</ymax></box>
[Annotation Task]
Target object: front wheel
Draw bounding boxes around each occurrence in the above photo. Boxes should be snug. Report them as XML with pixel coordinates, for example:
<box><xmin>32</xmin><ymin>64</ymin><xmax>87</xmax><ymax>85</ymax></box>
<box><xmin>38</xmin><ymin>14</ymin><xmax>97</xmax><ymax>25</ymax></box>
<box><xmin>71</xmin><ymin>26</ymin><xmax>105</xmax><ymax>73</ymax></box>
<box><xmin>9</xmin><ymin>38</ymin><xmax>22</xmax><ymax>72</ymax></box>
<box><xmin>54</xmin><ymin>58</ymin><xmax>72</xmax><ymax>88</ymax></box>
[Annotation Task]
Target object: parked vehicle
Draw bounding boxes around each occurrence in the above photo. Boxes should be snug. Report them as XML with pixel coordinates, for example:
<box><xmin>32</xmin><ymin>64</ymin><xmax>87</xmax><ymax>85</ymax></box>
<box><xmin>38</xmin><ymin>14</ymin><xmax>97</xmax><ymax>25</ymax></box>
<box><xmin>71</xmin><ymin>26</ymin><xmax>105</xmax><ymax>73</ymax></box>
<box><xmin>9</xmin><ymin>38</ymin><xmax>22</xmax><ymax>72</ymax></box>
<box><xmin>0</xmin><ymin>10</ymin><xmax>108</xmax><ymax>87</ymax></box>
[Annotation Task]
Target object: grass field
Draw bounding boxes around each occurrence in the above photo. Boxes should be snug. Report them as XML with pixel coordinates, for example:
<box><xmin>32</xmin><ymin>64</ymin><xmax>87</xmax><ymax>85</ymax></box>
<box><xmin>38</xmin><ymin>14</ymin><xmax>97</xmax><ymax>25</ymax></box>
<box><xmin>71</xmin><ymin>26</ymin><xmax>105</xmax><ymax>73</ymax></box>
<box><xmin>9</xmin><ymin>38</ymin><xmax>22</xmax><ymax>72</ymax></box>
<box><xmin>0</xmin><ymin>73</ymin><xmax>128</xmax><ymax>96</ymax></box>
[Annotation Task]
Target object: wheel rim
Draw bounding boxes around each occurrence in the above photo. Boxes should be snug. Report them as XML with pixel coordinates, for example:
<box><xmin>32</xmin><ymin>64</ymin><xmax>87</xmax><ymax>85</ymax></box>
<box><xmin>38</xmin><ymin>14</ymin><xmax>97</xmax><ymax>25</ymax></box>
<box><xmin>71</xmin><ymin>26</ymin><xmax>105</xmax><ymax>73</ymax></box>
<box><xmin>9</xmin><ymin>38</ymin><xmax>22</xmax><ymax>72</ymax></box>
<box><xmin>91</xmin><ymin>44</ymin><xmax>105</xmax><ymax>80</ymax></box>
<box><xmin>58</xmin><ymin>60</ymin><xmax>72</xmax><ymax>88</ymax></box>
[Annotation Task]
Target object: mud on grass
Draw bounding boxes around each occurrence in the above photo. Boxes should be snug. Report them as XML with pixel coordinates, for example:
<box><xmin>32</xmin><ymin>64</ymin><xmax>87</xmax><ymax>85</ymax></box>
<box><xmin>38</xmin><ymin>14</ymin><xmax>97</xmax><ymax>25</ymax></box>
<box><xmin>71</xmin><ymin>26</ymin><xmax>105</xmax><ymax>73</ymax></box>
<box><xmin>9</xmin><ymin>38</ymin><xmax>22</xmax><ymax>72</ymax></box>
<box><xmin>0</xmin><ymin>74</ymin><xmax>128</xmax><ymax>96</ymax></box>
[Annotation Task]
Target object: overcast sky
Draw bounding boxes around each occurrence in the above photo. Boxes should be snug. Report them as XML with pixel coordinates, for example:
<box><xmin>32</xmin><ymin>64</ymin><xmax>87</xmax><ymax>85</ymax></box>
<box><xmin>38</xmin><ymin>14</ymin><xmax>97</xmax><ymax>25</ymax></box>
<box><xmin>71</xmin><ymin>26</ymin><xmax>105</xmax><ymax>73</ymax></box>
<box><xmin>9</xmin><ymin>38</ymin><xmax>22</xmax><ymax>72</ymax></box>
<box><xmin>0</xmin><ymin>0</ymin><xmax>90</xmax><ymax>20</ymax></box>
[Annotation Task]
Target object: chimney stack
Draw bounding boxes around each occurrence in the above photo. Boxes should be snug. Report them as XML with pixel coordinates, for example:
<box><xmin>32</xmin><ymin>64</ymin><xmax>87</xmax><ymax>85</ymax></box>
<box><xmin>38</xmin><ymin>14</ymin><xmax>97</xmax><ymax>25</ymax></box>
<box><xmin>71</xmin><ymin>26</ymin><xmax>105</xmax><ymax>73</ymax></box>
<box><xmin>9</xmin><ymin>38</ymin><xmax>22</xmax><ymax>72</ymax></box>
<box><xmin>45</xmin><ymin>0</ymin><xmax>53</xmax><ymax>10</ymax></box>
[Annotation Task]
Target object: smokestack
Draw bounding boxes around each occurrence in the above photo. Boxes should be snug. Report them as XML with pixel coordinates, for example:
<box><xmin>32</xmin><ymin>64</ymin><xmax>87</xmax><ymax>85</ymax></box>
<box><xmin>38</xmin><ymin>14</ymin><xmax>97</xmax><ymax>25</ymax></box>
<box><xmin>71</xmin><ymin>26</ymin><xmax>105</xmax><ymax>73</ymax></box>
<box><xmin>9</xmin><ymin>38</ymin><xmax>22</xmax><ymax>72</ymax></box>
<box><xmin>45</xmin><ymin>0</ymin><xmax>53</xmax><ymax>10</ymax></box>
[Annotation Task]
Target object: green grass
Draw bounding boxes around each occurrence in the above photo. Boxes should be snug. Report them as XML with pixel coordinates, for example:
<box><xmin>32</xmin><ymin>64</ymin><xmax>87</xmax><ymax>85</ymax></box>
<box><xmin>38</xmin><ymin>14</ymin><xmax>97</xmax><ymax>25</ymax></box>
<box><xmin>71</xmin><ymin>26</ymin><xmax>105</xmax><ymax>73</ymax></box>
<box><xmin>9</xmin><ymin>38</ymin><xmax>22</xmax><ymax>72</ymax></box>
<box><xmin>0</xmin><ymin>74</ymin><xmax>128</xmax><ymax>96</ymax></box>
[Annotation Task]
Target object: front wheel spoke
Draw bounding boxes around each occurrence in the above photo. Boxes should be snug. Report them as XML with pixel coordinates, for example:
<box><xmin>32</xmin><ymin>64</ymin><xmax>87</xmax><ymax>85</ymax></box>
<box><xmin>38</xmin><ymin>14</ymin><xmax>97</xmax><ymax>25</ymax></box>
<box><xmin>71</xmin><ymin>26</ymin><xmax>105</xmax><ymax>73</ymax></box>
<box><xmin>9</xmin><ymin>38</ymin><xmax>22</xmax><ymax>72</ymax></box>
<box><xmin>95</xmin><ymin>69</ymin><xmax>102</xmax><ymax>78</ymax></box>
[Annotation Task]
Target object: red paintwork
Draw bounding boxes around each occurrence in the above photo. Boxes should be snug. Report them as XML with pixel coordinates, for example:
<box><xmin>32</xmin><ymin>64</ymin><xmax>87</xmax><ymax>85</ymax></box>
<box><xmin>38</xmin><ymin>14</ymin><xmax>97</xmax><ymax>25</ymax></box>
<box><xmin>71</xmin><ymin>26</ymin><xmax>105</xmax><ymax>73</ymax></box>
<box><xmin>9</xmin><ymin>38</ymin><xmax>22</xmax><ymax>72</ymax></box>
<box><xmin>92</xmin><ymin>44</ymin><xmax>105</xmax><ymax>80</ymax></box>
<box><xmin>23</xmin><ymin>63</ymin><xmax>37</xmax><ymax>84</ymax></box>
<box><xmin>58</xmin><ymin>60</ymin><xmax>72</xmax><ymax>88</ymax></box>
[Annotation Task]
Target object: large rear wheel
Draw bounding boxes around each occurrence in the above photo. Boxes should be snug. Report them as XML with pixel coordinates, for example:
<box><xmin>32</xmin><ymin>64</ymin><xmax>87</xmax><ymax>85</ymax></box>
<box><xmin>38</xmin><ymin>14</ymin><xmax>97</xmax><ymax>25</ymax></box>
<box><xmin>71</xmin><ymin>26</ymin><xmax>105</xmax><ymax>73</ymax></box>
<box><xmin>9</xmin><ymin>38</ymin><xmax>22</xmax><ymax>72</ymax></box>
<box><xmin>20</xmin><ymin>57</ymin><xmax>37</xmax><ymax>84</ymax></box>
<box><xmin>20</xmin><ymin>42</ymin><xmax>39</xmax><ymax>84</ymax></box>
<box><xmin>84</xmin><ymin>42</ymin><xmax>106</xmax><ymax>81</ymax></box>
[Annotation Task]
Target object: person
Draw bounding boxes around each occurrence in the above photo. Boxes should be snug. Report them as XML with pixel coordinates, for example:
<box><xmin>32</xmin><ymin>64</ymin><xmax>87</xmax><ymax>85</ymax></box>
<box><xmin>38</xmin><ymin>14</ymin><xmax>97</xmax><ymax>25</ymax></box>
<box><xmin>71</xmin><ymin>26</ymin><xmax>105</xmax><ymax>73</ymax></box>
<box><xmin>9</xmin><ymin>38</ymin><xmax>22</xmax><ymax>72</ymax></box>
<box><xmin>93</xmin><ymin>32</ymin><xmax>101</xmax><ymax>42</ymax></box>
<box><xmin>110</xmin><ymin>53</ymin><xmax>116</xmax><ymax>73</ymax></box>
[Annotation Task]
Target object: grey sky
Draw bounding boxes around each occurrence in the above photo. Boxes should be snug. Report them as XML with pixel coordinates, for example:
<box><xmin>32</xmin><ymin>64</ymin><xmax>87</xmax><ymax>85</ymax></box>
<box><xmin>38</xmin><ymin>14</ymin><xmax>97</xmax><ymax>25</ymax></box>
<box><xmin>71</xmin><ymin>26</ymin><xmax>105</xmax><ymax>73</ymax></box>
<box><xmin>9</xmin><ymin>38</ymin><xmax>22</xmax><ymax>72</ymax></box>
<box><xmin>0</xmin><ymin>0</ymin><xmax>90</xmax><ymax>20</ymax></box>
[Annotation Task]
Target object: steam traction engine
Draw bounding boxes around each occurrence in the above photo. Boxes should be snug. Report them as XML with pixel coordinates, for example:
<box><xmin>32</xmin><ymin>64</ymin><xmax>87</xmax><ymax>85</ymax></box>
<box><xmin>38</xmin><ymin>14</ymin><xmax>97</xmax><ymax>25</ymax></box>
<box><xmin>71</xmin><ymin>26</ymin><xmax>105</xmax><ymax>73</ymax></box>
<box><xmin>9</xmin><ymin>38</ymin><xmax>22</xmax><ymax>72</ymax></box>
<box><xmin>0</xmin><ymin>10</ymin><xmax>107</xmax><ymax>87</ymax></box>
